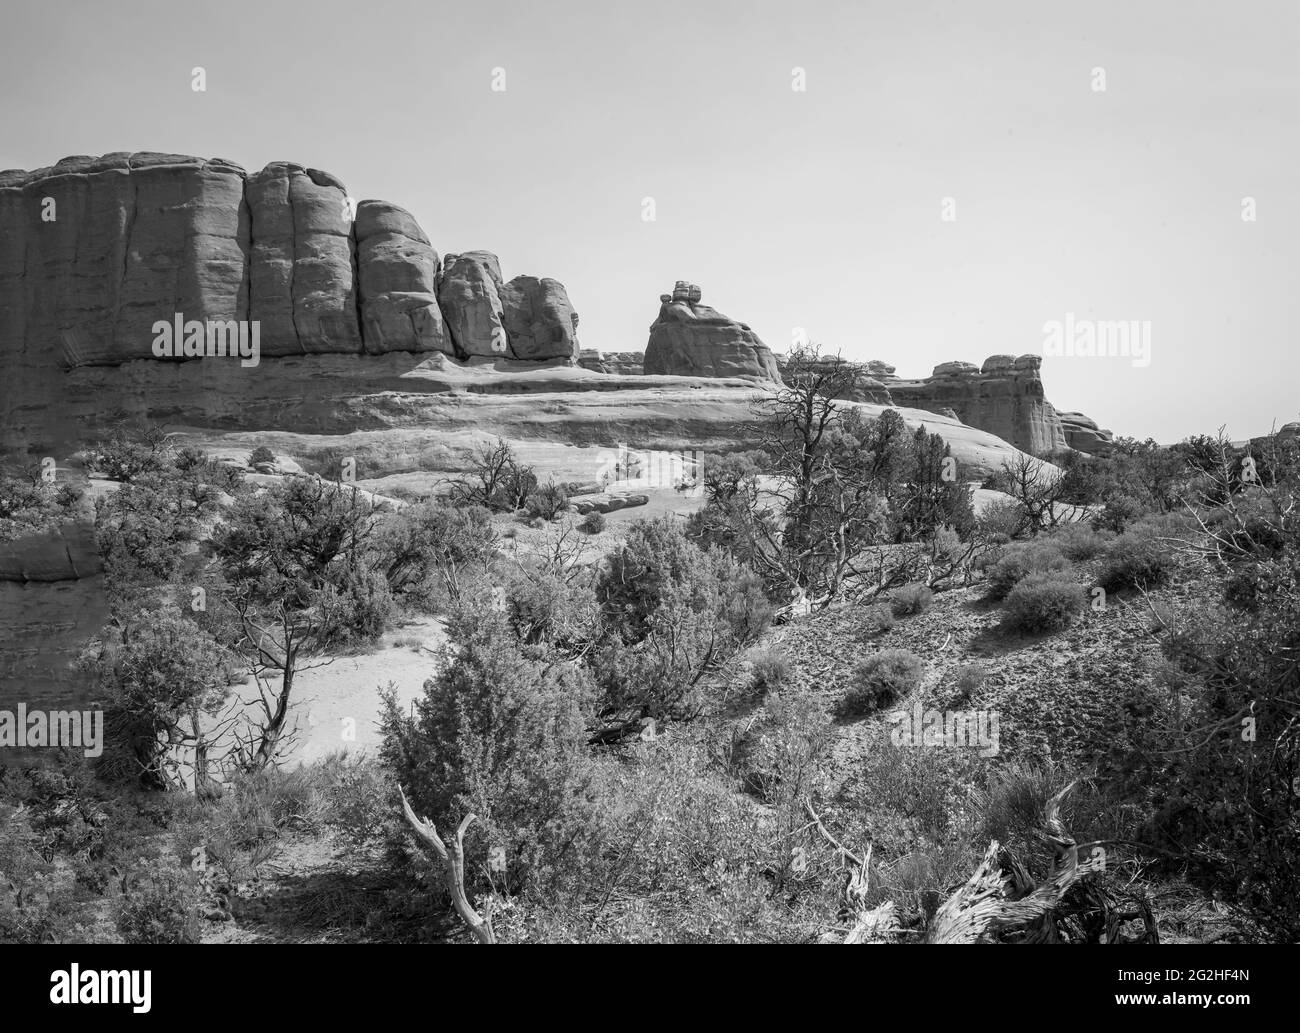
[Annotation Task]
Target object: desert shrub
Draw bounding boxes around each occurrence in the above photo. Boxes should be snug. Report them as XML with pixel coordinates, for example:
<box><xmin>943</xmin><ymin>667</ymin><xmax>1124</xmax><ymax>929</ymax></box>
<box><xmin>973</xmin><ymin>759</ymin><xmax>1107</xmax><ymax>855</ymax></box>
<box><xmin>728</xmin><ymin>692</ymin><xmax>831</xmax><ymax>809</ymax></box>
<box><xmin>594</xmin><ymin>519</ymin><xmax>772</xmax><ymax>723</ymax></box>
<box><xmin>94</xmin><ymin>477</ymin><xmax>205</xmax><ymax>588</ymax></box>
<box><xmin>949</xmin><ymin>664</ymin><xmax>989</xmax><ymax>704</ymax></box>
<box><xmin>86</xmin><ymin>428</ymin><xmax>171</xmax><ymax>482</ymax></box>
<box><xmin>0</xmin><ymin>470</ymin><xmax>81</xmax><ymax>541</ymax></box>
<box><xmin>859</xmin><ymin>602</ymin><xmax>896</xmax><ymax>637</ymax></box>
<box><xmin>889</xmin><ymin>582</ymin><xmax>933</xmax><ymax>616</ymax></box>
<box><xmin>748</xmin><ymin>645</ymin><xmax>792</xmax><ymax>693</ymax></box>
<box><xmin>524</xmin><ymin>482</ymin><xmax>569</xmax><ymax>521</ymax></box>
<box><xmin>977</xmin><ymin>496</ymin><xmax>1028</xmax><ymax>540</ymax></box>
<box><xmin>379</xmin><ymin>608</ymin><xmax>600</xmax><ymax>897</ymax></box>
<box><xmin>317</xmin><ymin>563</ymin><xmax>396</xmax><ymax>647</ymax></box>
<box><xmin>1093</xmin><ymin>493</ymin><xmax>1146</xmax><ymax>534</ymax></box>
<box><xmin>1047</xmin><ymin>521</ymin><xmax>1110</xmax><ymax>561</ymax></box>
<box><xmin>80</xmin><ymin>608</ymin><xmax>236</xmax><ymax>791</ymax></box>
<box><xmin>505</xmin><ymin>563</ymin><xmax>599</xmax><ymax>648</ymax></box>
<box><xmin>1003</xmin><ymin>572</ymin><xmax>1086</xmax><ymax>634</ymax></box>
<box><xmin>450</xmin><ymin>438</ymin><xmax>537</xmax><ymax>512</ymax></box>
<box><xmin>986</xmin><ymin>541</ymin><xmax>1069</xmax><ymax>600</ymax></box>
<box><xmin>580</xmin><ymin>510</ymin><xmax>607</xmax><ymax>534</ymax></box>
<box><xmin>1097</xmin><ymin>526</ymin><xmax>1176</xmax><ymax>592</ymax></box>
<box><xmin>247</xmin><ymin>445</ymin><xmax>276</xmax><ymax>468</ymax></box>
<box><xmin>840</xmin><ymin>649</ymin><xmax>923</xmax><ymax>718</ymax></box>
<box><xmin>374</xmin><ymin>502</ymin><xmax>497</xmax><ymax>611</ymax></box>
<box><xmin>114</xmin><ymin>858</ymin><xmax>201</xmax><ymax>945</ymax></box>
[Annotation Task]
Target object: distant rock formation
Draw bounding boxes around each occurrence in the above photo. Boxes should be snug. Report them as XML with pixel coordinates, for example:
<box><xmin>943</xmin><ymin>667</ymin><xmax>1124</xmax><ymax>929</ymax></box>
<box><xmin>768</xmin><ymin>352</ymin><xmax>1105</xmax><ymax>455</ymax></box>
<box><xmin>1057</xmin><ymin>411</ymin><xmax>1115</xmax><ymax>455</ymax></box>
<box><xmin>887</xmin><ymin>354</ymin><xmax>1066</xmax><ymax>455</ymax></box>
<box><xmin>0</xmin><ymin>152</ymin><xmax>581</xmax><ymax>443</ymax></box>
<box><xmin>643</xmin><ymin>282</ymin><xmax>781</xmax><ymax>383</ymax></box>
<box><xmin>578</xmin><ymin>350</ymin><xmax>644</xmax><ymax>376</ymax></box>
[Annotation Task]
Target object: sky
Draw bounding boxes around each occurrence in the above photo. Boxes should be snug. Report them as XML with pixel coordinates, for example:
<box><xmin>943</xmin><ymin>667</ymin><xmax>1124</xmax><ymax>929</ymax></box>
<box><xmin>2</xmin><ymin>0</ymin><xmax>1297</xmax><ymax>443</ymax></box>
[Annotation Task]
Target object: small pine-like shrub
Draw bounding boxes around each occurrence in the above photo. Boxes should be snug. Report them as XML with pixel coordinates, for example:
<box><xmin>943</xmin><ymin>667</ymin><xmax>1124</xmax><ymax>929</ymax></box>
<box><xmin>987</xmin><ymin>542</ymin><xmax>1069</xmax><ymax>600</ymax></box>
<box><xmin>889</xmin><ymin>583</ymin><xmax>933</xmax><ymax>616</ymax></box>
<box><xmin>580</xmin><ymin>510</ymin><xmax>607</xmax><ymax>534</ymax></box>
<box><xmin>248</xmin><ymin>445</ymin><xmax>276</xmax><ymax>468</ymax></box>
<box><xmin>1003</xmin><ymin>572</ymin><xmax>1086</xmax><ymax>634</ymax></box>
<box><xmin>840</xmin><ymin>649</ymin><xmax>922</xmax><ymax>718</ymax></box>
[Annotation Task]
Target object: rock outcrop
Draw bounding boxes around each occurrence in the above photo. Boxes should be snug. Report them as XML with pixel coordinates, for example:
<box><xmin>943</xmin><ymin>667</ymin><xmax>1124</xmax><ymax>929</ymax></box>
<box><xmin>578</xmin><ymin>350</ymin><xmax>644</xmax><ymax>376</ymax></box>
<box><xmin>499</xmin><ymin>275</ymin><xmax>580</xmax><ymax>361</ymax></box>
<box><xmin>643</xmin><ymin>282</ymin><xmax>781</xmax><ymax>383</ymax></box>
<box><xmin>437</xmin><ymin>251</ymin><xmax>508</xmax><ymax>358</ymax></box>
<box><xmin>0</xmin><ymin>152</ymin><xmax>581</xmax><ymax>448</ymax></box>
<box><xmin>354</xmin><ymin>200</ymin><xmax>450</xmax><ymax>355</ymax></box>
<box><xmin>1057</xmin><ymin>411</ymin><xmax>1115</xmax><ymax>455</ymax></box>
<box><xmin>888</xmin><ymin>354</ymin><xmax>1067</xmax><ymax>455</ymax></box>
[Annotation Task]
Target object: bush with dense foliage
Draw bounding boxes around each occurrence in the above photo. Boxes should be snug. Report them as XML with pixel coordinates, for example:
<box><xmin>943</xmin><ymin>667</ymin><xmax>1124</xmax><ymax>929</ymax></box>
<box><xmin>986</xmin><ymin>541</ymin><xmax>1069</xmax><ymax>599</ymax></box>
<box><xmin>1097</xmin><ymin>525</ymin><xmax>1177</xmax><ymax>592</ymax></box>
<box><xmin>1002</xmin><ymin>572</ymin><xmax>1086</xmax><ymax>634</ymax></box>
<box><xmin>379</xmin><ymin>608</ymin><xmax>600</xmax><ymax>897</ymax></box>
<box><xmin>889</xmin><ymin>583</ymin><xmax>933</xmax><ymax>616</ymax></box>
<box><xmin>840</xmin><ymin>649</ymin><xmax>923</xmax><ymax>718</ymax></box>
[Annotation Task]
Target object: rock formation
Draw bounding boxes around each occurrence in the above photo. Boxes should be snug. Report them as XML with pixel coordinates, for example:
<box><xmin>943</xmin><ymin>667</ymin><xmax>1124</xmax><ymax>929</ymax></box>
<box><xmin>499</xmin><ymin>275</ymin><xmax>580</xmax><ymax>361</ymax></box>
<box><xmin>643</xmin><ymin>282</ymin><xmax>782</xmax><ymax>383</ymax></box>
<box><xmin>0</xmin><ymin>152</ymin><xmax>581</xmax><ymax>446</ymax></box>
<box><xmin>354</xmin><ymin>200</ymin><xmax>450</xmax><ymax>355</ymax></box>
<box><xmin>437</xmin><ymin>251</ymin><xmax>508</xmax><ymax>358</ymax></box>
<box><xmin>887</xmin><ymin>354</ymin><xmax>1067</xmax><ymax>455</ymax></box>
<box><xmin>1057</xmin><ymin>411</ymin><xmax>1115</xmax><ymax>455</ymax></box>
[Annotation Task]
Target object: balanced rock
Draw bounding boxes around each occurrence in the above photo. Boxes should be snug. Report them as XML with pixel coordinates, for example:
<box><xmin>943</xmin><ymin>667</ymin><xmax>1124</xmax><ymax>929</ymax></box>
<box><xmin>354</xmin><ymin>200</ymin><xmax>450</xmax><ymax>355</ymax></box>
<box><xmin>499</xmin><ymin>275</ymin><xmax>580</xmax><ymax>361</ymax></box>
<box><xmin>643</xmin><ymin>283</ymin><xmax>781</xmax><ymax>383</ymax></box>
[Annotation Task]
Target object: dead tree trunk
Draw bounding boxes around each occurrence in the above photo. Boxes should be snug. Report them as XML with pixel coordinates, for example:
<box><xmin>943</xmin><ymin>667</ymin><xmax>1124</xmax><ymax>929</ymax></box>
<box><xmin>398</xmin><ymin>786</ymin><xmax>496</xmax><ymax>944</ymax></box>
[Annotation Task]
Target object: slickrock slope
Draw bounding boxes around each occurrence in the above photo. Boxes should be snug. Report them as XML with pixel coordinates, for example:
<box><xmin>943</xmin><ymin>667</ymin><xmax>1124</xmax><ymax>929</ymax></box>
<box><xmin>643</xmin><ymin>282</ymin><xmax>782</xmax><ymax>383</ymax></box>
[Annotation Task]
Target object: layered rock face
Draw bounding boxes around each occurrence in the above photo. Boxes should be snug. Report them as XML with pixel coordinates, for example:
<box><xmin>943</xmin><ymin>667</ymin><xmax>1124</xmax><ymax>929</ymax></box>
<box><xmin>0</xmin><ymin>152</ymin><xmax>580</xmax><ymax>447</ymax></box>
<box><xmin>643</xmin><ymin>282</ymin><xmax>782</xmax><ymax>383</ymax></box>
<box><xmin>888</xmin><ymin>354</ymin><xmax>1068</xmax><ymax>455</ymax></box>
<box><xmin>1057</xmin><ymin>411</ymin><xmax>1115</xmax><ymax>455</ymax></box>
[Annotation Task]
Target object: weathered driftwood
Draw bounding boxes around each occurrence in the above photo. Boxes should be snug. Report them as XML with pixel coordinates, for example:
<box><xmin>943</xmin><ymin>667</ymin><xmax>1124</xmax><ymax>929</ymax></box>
<box><xmin>398</xmin><ymin>786</ymin><xmax>496</xmax><ymax>944</ymax></box>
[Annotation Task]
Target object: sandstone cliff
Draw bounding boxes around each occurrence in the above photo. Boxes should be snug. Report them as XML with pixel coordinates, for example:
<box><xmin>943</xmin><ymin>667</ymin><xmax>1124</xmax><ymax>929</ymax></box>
<box><xmin>0</xmin><ymin>152</ymin><xmax>581</xmax><ymax>447</ymax></box>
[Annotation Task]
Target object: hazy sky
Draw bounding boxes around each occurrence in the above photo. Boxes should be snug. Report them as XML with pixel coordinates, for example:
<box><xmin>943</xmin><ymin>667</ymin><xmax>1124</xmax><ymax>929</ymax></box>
<box><xmin>2</xmin><ymin>0</ymin><xmax>1297</xmax><ymax>442</ymax></box>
